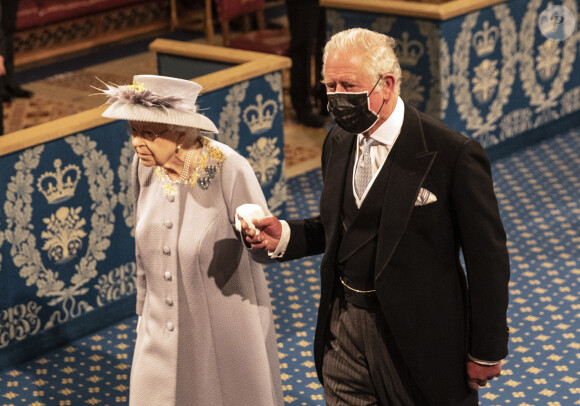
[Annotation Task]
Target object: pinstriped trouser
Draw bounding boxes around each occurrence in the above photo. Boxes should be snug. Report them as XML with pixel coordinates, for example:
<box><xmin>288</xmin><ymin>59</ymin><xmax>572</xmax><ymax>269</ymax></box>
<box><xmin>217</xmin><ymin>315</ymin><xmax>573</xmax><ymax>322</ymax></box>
<box><xmin>322</xmin><ymin>292</ymin><xmax>430</xmax><ymax>406</ymax></box>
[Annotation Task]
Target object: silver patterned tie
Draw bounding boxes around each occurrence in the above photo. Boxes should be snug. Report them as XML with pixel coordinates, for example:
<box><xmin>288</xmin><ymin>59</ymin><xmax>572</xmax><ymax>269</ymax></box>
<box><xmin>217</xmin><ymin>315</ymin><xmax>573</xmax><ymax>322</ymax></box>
<box><xmin>355</xmin><ymin>137</ymin><xmax>374</xmax><ymax>199</ymax></box>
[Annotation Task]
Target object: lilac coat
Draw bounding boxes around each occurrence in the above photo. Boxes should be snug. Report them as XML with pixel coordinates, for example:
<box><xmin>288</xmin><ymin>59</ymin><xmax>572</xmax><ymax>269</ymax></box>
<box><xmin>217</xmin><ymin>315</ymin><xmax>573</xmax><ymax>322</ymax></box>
<box><xmin>129</xmin><ymin>137</ymin><xmax>283</xmax><ymax>406</ymax></box>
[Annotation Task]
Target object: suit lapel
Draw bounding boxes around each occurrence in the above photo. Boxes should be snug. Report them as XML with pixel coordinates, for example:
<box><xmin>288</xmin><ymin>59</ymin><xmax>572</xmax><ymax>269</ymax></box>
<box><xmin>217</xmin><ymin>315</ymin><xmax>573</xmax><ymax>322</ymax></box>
<box><xmin>319</xmin><ymin>128</ymin><xmax>357</xmax><ymax>262</ymax></box>
<box><xmin>375</xmin><ymin>105</ymin><xmax>437</xmax><ymax>281</ymax></box>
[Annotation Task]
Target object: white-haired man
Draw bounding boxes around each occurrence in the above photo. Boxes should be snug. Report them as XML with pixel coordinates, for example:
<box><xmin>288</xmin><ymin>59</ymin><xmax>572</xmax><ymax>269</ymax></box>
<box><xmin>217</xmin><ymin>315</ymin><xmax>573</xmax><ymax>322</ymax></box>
<box><xmin>242</xmin><ymin>28</ymin><xmax>510</xmax><ymax>405</ymax></box>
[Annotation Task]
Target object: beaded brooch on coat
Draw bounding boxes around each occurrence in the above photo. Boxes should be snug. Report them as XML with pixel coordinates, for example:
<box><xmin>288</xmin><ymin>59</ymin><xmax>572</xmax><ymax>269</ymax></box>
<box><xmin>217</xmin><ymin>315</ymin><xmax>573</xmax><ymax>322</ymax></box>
<box><xmin>192</xmin><ymin>136</ymin><xmax>227</xmax><ymax>190</ymax></box>
<box><xmin>155</xmin><ymin>136</ymin><xmax>227</xmax><ymax>195</ymax></box>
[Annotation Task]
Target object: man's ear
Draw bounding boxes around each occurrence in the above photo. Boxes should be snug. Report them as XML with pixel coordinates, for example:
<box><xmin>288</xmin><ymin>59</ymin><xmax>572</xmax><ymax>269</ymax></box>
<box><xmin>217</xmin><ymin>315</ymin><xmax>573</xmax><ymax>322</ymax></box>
<box><xmin>381</xmin><ymin>74</ymin><xmax>396</xmax><ymax>100</ymax></box>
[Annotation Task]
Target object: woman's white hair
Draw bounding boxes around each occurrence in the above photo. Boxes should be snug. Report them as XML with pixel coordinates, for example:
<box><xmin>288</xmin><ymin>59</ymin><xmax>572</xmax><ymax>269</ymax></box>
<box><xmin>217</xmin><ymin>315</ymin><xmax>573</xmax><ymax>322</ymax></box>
<box><xmin>322</xmin><ymin>28</ymin><xmax>402</xmax><ymax>94</ymax></box>
<box><xmin>167</xmin><ymin>124</ymin><xmax>201</xmax><ymax>138</ymax></box>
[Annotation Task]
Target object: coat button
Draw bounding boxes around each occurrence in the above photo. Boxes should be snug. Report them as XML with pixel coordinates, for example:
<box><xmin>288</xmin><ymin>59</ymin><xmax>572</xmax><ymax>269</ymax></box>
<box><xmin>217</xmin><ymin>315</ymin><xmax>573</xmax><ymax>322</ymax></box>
<box><xmin>164</xmin><ymin>271</ymin><xmax>172</xmax><ymax>281</ymax></box>
<box><xmin>163</xmin><ymin>246</ymin><xmax>171</xmax><ymax>255</ymax></box>
<box><xmin>167</xmin><ymin>321</ymin><xmax>174</xmax><ymax>331</ymax></box>
<box><xmin>164</xmin><ymin>220</ymin><xmax>173</xmax><ymax>229</ymax></box>
<box><xmin>167</xmin><ymin>194</ymin><xmax>175</xmax><ymax>202</ymax></box>
<box><xmin>166</xmin><ymin>297</ymin><xmax>173</xmax><ymax>307</ymax></box>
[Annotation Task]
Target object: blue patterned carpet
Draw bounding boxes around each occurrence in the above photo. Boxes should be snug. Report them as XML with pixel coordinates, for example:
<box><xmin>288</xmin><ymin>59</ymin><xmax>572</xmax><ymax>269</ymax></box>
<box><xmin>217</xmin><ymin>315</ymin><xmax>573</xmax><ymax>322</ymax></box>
<box><xmin>1</xmin><ymin>128</ymin><xmax>579</xmax><ymax>405</ymax></box>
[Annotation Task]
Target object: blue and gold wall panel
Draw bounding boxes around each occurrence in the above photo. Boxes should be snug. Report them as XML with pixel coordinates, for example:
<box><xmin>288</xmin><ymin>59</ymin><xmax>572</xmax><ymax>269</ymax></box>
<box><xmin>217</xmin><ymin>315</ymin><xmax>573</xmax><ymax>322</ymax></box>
<box><xmin>0</xmin><ymin>121</ymin><xmax>138</xmax><ymax>370</ymax></box>
<box><xmin>326</xmin><ymin>0</ymin><xmax>580</xmax><ymax>158</ymax></box>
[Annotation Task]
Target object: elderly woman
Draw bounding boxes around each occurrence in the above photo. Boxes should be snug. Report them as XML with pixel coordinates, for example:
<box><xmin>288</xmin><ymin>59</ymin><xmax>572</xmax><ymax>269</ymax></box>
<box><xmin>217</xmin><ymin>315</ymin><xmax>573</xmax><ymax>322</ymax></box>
<box><xmin>98</xmin><ymin>75</ymin><xmax>283</xmax><ymax>406</ymax></box>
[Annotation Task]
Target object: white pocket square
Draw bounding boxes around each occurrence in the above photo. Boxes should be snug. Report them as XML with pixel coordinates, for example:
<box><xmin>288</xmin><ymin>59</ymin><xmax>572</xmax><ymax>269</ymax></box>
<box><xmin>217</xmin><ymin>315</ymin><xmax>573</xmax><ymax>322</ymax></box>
<box><xmin>415</xmin><ymin>188</ymin><xmax>437</xmax><ymax>206</ymax></box>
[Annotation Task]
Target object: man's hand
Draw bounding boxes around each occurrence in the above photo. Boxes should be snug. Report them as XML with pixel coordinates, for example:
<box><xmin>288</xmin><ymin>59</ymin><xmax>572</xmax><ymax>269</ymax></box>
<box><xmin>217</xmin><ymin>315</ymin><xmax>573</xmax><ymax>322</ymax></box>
<box><xmin>241</xmin><ymin>217</ymin><xmax>282</xmax><ymax>251</ymax></box>
<box><xmin>0</xmin><ymin>55</ymin><xmax>5</xmax><ymax>76</ymax></box>
<box><xmin>466</xmin><ymin>361</ymin><xmax>502</xmax><ymax>390</ymax></box>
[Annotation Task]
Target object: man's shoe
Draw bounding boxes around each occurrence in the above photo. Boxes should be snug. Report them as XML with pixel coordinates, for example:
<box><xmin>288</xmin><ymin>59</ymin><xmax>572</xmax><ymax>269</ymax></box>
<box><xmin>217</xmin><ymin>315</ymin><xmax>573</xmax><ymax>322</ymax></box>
<box><xmin>5</xmin><ymin>85</ymin><xmax>33</xmax><ymax>99</ymax></box>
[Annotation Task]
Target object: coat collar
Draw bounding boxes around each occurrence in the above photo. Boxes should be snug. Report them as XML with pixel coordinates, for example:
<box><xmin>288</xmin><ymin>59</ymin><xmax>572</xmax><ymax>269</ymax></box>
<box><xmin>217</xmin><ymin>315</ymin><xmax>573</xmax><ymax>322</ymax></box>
<box><xmin>318</xmin><ymin>127</ymin><xmax>357</xmax><ymax>262</ymax></box>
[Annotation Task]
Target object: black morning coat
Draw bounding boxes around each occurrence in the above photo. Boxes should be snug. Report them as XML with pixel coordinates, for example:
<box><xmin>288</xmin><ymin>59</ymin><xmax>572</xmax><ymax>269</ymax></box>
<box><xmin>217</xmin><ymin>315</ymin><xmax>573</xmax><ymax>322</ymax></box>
<box><xmin>282</xmin><ymin>103</ymin><xmax>510</xmax><ymax>405</ymax></box>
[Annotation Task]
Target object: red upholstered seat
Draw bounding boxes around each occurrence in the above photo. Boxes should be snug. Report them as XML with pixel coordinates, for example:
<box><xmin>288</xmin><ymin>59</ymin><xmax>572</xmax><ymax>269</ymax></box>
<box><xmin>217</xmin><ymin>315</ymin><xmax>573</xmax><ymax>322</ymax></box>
<box><xmin>214</xmin><ymin>0</ymin><xmax>263</xmax><ymax>19</ymax></box>
<box><xmin>229</xmin><ymin>30</ymin><xmax>289</xmax><ymax>56</ymax></box>
<box><xmin>213</xmin><ymin>0</ymin><xmax>289</xmax><ymax>56</ymax></box>
<box><xmin>16</xmin><ymin>0</ymin><xmax>146</xmax><ymax>30</ymax></box>
<box><xmin>16</xmin><ymin>0</ymin><xmax>43</xmax><ymax>30</ymax></box>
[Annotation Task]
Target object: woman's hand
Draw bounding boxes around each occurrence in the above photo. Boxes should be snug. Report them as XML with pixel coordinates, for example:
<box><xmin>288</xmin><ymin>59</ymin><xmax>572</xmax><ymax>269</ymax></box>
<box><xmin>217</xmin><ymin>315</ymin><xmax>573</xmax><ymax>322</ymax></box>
<box><xmin>241</xmin><ymin>216</ymin><xmax>282</xmax><ymax>251</ymax></box>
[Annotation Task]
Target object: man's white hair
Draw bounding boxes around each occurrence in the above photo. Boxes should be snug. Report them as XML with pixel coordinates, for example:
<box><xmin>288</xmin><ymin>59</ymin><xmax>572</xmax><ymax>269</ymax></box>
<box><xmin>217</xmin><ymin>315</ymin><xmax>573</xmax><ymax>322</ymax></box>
<box><xmin>323</xmin><ymin>28</ymin><xmax>402</xmax><ymax>94</ymax></box>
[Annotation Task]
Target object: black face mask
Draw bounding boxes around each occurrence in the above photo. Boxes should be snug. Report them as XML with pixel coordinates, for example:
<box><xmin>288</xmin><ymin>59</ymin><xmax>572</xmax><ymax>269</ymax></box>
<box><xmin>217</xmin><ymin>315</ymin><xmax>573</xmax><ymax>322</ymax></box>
<box><xmin>327</xmin><ymin>78</ymin><xmax>384</xmax><ymax>134</ymax></box>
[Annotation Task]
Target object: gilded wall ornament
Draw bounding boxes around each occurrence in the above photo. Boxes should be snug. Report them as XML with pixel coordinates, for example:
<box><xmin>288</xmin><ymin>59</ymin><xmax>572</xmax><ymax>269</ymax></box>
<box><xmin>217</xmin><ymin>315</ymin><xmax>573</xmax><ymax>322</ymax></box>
<box><xmin>371</xmin><ymin>16</ymin><xmax>395</xmax><ymax>36</ymax></box>
<box><xmin>0</xmin><ymin>302</ymin><xmax>42</xmax><ymax>349</ymax></box>
<box><xmin>472</xmin><ymin>21</ymin><xmax>499</xmax><ymax>57</ymax></box>
<box><xmin>397</xmin><ymin>32</ymin><xmax>425</xmax><ymax>67</ymax></box>
<box><xmin>218</xmin><ymin>82</ymin><xmax>249</xmax><ymax>149</ymax></box>
<box><xmin>41</xmin><ymin>206</ymin><xmax>87</xmax><ymax>264</ymax></box>
<box><xmin>560</xmin><ymin>86</ymin><xmax>580</xmax><ymax>117</ymax></box>
<box><xmin>268</xmin><ymin>172</ymin><xmax>288</xmax><ymax>217</ymax></box>
<box><xmin>0</xmin><ymin>227</ymin><xmax>4</xmax><ymax>269</ymax></box>
<box><xmin>452</xmin><ymin>4</ymin><xmax>517</xmax><ymax>145</ymax></box>
<box><xmin>118</xmin><ymin>139</ymin><xmax>135</xmax><ymax>237</ymax></box>
<box><xmin>264</xmin><ymin>72</ymin><xmax>283</xmax><ymax>105</ymax></box>
<box><xmin>400</xmin><ymin>70</ymin><xmax>425</xmax><ymax>108</ymax></box>
<box><xmin>472</xmin><ymin>59</ymin><xmax>499</xmax><ymax>104</ymax></box>
<box><xmin>536</xmin><ymin>39</ymin><xmax>562</xmax><ymax>81</ymax></box>
<box><xmin>417</xmin><ymin>20</ymin><xmax>446</xmax><ymax>119</ymax></box>
<box><xmin>519</xmin><ymin>0</ymin><xmax>578</xmax><ymax>118</ymax></box>
<box><xmin>500</xmin><ymin>108</ymin><xmax>534</xmax><ymax>141</ymax></box>
<box><xmin>243</xmin><ymin>94</ymin><xmax>278</xmax><ymax>135</ymax></box>
<box><xmin>246</xmin><ymin>137</ymin><xmax>281</xmax><ymax>185</ymax></box>
<box><xmin>95</xmin><ymin>262</ymin><xmax>137</xmax><ymax>306</ymax></box>
<box><xmin>36</xmin><ymin>159</ymin><xmax>81</xmax><ymax>204</ymax></box>
<box><xmin>3</xmin><ymin>133</ymin><xmax>118</xmax><ymax>342</ymax></box>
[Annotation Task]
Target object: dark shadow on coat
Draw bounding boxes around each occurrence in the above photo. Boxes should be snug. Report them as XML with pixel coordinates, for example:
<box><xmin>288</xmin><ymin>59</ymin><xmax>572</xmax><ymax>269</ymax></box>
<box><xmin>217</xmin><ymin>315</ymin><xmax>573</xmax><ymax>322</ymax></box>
<box><xmin>208</xmin><ymin>238</ymin><xmax>258</xmax><ymax>303</ymax></box>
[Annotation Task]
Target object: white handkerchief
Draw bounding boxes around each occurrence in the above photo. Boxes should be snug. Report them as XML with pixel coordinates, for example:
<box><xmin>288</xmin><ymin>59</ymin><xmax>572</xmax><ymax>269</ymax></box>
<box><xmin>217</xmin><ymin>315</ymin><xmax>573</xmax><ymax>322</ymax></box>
<box><xmin>415</xmin><ymin>188</ymin><xmax>437</xmax><ymax>206</ymax></box>
<box><xmin>235</xmin><ymin>204</ymin><xmax>265</xmax><ymax>234</ymax></box>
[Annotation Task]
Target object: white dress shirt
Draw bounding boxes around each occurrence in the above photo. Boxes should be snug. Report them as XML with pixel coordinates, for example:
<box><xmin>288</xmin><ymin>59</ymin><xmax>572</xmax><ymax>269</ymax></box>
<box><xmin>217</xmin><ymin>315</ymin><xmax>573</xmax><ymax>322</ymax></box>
<box><xmin>353</xmin><ymin>96</ymin><xmax>404</xmax><ymax>207</ymax></box>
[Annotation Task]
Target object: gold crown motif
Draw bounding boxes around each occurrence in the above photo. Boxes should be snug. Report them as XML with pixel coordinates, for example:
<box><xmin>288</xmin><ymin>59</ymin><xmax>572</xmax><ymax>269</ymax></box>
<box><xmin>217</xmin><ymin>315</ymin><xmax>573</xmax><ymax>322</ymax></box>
<box><xmin>397</xmin><ymin>32</ymin><xmax>425</xmax><ymax>66</ymax></box>
<box><xmin>472</xmin><ymin>21</ymin><xmax>499</xmax><ymax>57</ymax></box>
<box><xmin>37</xmin><ymin>159</ymin><xmax>81</xmax><ymax>204</ymax></box>
<box><xmin>243</xmin><ymin>94</ymin><xmax>278</xmax><ymax>134</ymax></box>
